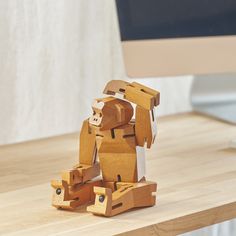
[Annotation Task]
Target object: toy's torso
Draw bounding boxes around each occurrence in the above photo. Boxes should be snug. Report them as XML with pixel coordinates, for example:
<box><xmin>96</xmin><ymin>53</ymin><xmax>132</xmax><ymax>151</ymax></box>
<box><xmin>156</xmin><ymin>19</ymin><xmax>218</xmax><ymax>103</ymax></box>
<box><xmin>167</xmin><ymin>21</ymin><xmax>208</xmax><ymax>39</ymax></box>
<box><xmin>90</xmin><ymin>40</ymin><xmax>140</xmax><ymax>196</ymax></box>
<box><xmin>93</xmin><ymin>122</ymin><xmax>145</xmax><ymax>183</ymax></box>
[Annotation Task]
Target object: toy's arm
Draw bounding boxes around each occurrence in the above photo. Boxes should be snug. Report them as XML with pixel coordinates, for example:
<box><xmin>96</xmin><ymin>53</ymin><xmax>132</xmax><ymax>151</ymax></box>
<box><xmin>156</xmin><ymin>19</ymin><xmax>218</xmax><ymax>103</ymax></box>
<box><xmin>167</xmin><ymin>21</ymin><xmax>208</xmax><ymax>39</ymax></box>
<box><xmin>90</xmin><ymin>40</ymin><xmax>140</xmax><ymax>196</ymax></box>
<box><xmin>103</xmin><ymin>80</ymin><xmax>160</xmax><ymax>148</ymax></box>
<box><xmin>135</xmin><ymin>105</ymin><xmax>157</xmax><ymax>148</ymax></box>
<box><xmin>79</xmin><ymin>119</ymin><xmax>97</xmax><ymax>165</ymax></box>
<box><xmin>60</xmin><ymin>119</ymin><xmax>100</xmax><ymax>186</ymax></box>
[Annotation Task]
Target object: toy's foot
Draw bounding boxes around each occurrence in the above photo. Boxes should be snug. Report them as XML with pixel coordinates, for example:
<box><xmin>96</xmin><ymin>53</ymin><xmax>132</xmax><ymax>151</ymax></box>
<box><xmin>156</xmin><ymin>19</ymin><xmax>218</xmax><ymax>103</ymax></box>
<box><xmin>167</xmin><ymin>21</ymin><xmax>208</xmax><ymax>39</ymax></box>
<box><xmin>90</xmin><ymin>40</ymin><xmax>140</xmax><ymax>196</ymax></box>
<box><xmin>87</xmin><ymin>187</ymin><xmax>112</xmax><ymax>216</ymax></box>
<box><xmin>51</xmin><ymin>179</ymin><xmax>102</xmax><ymax>210</ymax></box>
<box><xmin>87</xmin><ymin>181</ymin><xmax>157</xmax><ymax>217</ymax></box>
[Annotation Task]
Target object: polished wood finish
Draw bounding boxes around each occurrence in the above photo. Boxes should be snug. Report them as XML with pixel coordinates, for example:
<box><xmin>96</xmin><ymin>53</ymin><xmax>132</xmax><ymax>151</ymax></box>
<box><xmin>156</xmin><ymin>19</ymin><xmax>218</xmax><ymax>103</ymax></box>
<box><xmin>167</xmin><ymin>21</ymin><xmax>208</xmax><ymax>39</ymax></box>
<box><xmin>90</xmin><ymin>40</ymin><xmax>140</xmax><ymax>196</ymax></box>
<box><xmin>1</xmin><ymin>113</ymin><xmax>236</xmax><ymax>235</ymax></box>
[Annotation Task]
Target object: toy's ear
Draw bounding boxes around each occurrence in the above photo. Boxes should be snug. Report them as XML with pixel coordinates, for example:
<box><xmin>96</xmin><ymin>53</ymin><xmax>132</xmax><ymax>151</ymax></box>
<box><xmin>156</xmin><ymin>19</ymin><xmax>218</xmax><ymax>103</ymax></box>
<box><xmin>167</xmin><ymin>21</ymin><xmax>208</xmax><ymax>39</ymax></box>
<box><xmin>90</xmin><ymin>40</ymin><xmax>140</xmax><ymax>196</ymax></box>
<box><xmin>115</xmin><ymin>104</ymin><xmax>125</xmax><ymax>123</ymax></box>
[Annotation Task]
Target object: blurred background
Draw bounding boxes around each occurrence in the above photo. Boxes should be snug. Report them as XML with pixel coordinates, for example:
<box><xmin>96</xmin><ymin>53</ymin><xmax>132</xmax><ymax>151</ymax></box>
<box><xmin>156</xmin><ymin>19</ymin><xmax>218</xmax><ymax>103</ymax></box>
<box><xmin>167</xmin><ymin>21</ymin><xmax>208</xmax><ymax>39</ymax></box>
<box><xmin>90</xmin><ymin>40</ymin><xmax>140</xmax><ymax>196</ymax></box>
<box><xmin>0</xmin><ymin>0</ymin><xmax>192</xmax><ymax>145</ymax></box>
<box><xmin>0</xmin><ymin>1</ymin><xmax>235</xmax><ymax>235</ymax></box>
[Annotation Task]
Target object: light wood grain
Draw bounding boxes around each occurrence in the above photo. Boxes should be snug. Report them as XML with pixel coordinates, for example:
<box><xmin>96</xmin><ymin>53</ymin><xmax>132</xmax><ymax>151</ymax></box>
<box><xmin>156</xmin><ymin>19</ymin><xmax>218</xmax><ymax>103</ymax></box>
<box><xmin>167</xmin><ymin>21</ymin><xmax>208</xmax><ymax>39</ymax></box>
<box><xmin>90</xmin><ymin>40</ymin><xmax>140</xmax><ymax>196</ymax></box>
<box><xmin>1</xmin><ymin>113</ymin><xmax>236</xmax><ymax>235</ymax></box>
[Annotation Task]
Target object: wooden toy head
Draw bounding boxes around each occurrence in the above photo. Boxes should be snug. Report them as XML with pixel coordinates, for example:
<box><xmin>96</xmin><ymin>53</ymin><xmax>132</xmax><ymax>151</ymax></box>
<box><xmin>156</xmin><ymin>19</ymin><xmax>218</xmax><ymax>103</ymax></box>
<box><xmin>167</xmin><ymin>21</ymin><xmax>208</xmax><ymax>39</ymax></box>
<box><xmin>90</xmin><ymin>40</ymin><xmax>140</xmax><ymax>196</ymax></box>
<box><xmin>89</xmin><ymin>97</ymin><xmax>133</xmax><ymax>130</ymax></box>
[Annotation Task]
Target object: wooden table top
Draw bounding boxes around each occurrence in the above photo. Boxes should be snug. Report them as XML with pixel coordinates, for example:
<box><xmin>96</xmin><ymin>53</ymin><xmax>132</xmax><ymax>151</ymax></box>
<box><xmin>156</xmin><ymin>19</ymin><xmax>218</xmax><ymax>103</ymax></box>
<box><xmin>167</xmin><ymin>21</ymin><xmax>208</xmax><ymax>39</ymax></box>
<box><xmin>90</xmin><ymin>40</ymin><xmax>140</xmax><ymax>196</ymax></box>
<box><xmin>1</xmin><ymin>112</ymin><xmax>236</xmax><ymax>236</ymax></box>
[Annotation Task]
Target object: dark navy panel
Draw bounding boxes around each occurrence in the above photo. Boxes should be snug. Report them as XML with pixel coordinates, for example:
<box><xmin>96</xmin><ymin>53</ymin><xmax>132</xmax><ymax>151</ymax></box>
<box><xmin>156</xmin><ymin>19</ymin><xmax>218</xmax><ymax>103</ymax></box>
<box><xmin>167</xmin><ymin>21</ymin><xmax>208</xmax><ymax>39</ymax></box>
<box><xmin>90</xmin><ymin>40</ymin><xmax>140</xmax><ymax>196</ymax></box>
<box><xmin>115</xmin><ymin>0</ymin><xmax>236</xmax><ymax>41</ymax></box>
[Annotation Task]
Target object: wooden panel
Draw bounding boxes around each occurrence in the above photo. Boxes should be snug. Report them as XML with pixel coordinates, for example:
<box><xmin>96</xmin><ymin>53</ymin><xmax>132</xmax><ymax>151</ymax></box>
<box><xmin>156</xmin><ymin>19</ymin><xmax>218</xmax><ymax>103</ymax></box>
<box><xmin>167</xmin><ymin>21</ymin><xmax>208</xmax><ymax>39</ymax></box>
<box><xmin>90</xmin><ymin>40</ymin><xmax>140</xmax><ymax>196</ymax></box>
<box><xmin>1</xmin><ymin>113</ymin><xmax>236</xmax><ymax>235</ymax></box>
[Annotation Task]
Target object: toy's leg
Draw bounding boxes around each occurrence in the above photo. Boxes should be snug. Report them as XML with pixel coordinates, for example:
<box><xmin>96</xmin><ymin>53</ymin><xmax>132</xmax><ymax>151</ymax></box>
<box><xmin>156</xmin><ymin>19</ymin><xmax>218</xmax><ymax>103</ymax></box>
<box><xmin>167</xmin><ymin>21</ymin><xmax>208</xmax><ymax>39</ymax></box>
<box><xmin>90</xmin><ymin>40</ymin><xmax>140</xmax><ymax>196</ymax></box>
<box><xmin>51</xmin><ymin>179</ymin><xmax>102</xmax><ymax>210</ymax></box>
<box><xmin>87</xmin><ymin>181</ymin><xmax>157</xmax><ymax>216</ymax></box>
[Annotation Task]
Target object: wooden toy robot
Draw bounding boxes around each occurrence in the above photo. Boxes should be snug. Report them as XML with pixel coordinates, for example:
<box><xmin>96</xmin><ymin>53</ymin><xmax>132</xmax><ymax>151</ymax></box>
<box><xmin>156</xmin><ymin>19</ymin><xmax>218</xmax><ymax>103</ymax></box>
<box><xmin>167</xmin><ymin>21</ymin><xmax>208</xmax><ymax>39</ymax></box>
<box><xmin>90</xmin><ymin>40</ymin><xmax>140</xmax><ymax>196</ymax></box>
<box><xmin>51</xmin><ymin>80</ymin><xmax>160</xmax><ymax>216</ymax></box>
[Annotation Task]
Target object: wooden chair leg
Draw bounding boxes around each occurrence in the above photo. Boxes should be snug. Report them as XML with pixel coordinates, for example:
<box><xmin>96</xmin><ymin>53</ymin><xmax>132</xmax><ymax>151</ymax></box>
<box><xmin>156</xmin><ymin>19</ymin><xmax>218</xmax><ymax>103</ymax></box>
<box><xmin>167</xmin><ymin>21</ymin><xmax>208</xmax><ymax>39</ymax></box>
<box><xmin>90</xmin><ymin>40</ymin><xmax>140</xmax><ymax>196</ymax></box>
<box><xmin>87</xmin><ymin>181</ymin><xmax>157</xmax><ymax>216</ymax></box>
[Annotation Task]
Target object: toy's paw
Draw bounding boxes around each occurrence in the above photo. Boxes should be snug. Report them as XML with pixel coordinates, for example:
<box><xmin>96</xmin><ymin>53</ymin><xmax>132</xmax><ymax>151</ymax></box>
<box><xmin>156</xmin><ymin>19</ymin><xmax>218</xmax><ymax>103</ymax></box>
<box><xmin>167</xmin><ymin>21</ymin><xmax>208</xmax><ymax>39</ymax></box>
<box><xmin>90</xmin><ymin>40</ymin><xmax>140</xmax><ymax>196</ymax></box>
<box><xmin>51</xmin><ymin>179</ymin><xmax>103</xmax><ymax>210</ymax></box>
<box><xmin>125</xmin><ymin>82</ymin><xmax>160</xmax><ymax>110</ymax></box>
<box><xmin>51</xmin><ymin>180</ymin><xmax>73</xmax><ymax>209</ymax></box>
<box><xmin>51</xmin><ymin>180</ymin><xmax>83</xmax><ymax>210</ymax></box>
<box><xmin>87</xmin><ymin>187</ymin><xmax>112</xmax><ymax>216</ymax></box>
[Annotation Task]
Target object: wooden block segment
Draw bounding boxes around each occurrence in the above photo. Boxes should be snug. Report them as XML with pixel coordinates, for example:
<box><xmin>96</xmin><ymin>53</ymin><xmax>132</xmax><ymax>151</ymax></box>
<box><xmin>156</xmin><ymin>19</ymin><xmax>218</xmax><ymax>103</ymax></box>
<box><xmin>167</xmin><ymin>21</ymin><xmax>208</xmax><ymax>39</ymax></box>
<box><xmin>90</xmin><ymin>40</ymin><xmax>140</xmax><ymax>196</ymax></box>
<box><xmin>99</xmin><ymin>152</ymin><xmax>137</xmax><ymax>183</ymax></box>
<box><xmin>124</xmin><ymin>82</ymin><xmax>160</xmax><ymax>110</ymax></box>
<box><xmin>131</xmin><ymin>82</ymin><xmax>160</xmax><ymax>106</ymax></box>
<box><xmin>97</xmin><ymin>123</ymin><xmax>139</xmax><ymax>183</ymax></box>
<box><xmin>61</xmin><ymin>162</ymin><xmax>100</xmax><ymax>186</ymax></box>
<box><xmin>102</xmin><ymin>80</ymin><xmax>160</xmax><ymax>109</ymax></box>
<box><xmin>90</xmin><ymin>97</ymin><xmax>133</xmax><ymax>131</ymax></box>
<box><xmin>103</xmin><ymin>80</ymin><xmax>129</xmax><ymax>95</ymax></box>
<box><xmin>125</xmin><ymin>85</ymin><xmax>155</xmax><ymax>110</ymax></box>
<box><xmin>135</xmin><ymin>106</ymin><xmax>154</xmax><ymax>148</ymax></box>
<box><xmin>87</xmin><ymin>187</ymin><xmax>113</xmax><ymax>216</ymax></box>
<box><xmin>51</xmin><ymin>179</ymin><xmax>102</xmax><ymax>210</ymax></box>
<box><xmin>87</xmin><ymin>181</ymin><xmax>157</xmax><ymax>216</ymax></box>
<box><xmin>79</xmin><ymin>119</ymin><xmax>96</xmax><ymax>165</ymax></box>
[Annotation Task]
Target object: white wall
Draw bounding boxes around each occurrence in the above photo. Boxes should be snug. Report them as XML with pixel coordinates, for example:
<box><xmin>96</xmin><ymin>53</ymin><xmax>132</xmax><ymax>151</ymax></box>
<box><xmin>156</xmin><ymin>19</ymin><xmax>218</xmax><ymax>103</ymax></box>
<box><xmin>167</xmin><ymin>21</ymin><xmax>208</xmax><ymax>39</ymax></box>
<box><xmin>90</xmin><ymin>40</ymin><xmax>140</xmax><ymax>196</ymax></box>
<box><xmin>0</xmin><ymin>0</ymin><xmax>193</xmax><ymax>145</ymax></box>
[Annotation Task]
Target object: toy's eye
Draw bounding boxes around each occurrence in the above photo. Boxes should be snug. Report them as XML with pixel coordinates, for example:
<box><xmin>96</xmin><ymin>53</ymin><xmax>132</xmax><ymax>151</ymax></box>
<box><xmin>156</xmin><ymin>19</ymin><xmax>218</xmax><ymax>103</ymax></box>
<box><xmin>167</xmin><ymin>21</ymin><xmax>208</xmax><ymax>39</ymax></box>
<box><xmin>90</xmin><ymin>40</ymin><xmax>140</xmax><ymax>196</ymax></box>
<box><xmin>99</xmin><ymin>113</ymin><xmax>102</xmax><ymax>117</ymax></box>
<box><xmin>93</xmin><ymin>110</ymin><xmax>96</xmax><ymax>115</ymax></box>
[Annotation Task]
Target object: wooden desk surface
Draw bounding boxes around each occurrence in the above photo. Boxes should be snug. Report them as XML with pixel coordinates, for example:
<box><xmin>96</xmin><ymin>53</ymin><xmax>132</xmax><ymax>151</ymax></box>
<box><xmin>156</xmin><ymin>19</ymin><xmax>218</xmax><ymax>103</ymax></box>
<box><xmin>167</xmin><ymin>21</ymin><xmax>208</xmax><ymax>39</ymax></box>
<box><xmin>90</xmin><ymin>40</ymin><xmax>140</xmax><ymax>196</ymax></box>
<box><xmin>1</xmin><ymin>113</ymin><xmax>236</xmax><ymax>236</ymax></box>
